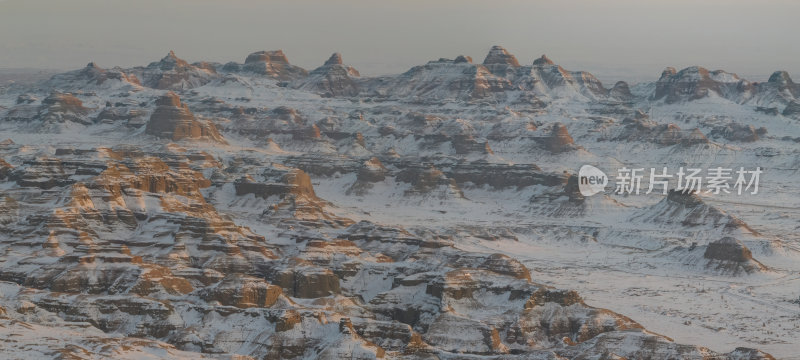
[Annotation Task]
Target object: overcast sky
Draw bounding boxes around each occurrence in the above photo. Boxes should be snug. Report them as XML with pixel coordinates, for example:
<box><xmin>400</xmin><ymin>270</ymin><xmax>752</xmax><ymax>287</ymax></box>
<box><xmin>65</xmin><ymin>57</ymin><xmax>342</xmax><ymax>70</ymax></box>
<box><xmin>1</xmin><ymin>0</ymin><xmax>798</xmax><ymax>83</ymax></box>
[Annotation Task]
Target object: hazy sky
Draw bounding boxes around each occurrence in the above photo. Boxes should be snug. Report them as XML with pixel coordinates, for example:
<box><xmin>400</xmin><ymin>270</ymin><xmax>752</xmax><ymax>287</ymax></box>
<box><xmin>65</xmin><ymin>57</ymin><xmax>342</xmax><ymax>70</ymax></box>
<box><xmin>1</xmin><ymin>0</ymin><xmax>798</xmax><ymax>83</ymax></box>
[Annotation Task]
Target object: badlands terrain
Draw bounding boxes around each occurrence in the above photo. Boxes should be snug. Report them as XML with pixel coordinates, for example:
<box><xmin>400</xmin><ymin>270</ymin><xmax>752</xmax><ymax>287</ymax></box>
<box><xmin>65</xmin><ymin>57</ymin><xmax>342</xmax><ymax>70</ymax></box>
<box><xmin>0</xmin><ymin>46</ymin><xmax>798</xmax><ymax>359</ymax></box>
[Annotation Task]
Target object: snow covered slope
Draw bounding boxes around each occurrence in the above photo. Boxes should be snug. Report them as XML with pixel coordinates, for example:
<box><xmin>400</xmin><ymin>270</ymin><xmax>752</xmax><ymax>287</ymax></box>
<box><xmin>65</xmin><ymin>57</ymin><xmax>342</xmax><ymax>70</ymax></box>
<box><xmin>0</xmin><ymin>46</ymin><xmax>797</xmax><ymax>359</ymax></box>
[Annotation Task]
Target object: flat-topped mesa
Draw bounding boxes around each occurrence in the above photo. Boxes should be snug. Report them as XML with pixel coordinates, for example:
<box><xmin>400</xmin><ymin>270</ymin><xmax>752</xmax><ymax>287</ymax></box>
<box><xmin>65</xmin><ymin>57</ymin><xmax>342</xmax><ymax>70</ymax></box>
<box><xmin>240</xmin><ymin>50</ymin><xmax>308</xmax><ymax>80</ymax></box>
<box><xmin>245</xmin><ymin>50</ymin><xmax>290</xmax><ymax>65</ymax></box>
<box><xmin>145</xmin><ymin>92</ymin><xmax>226</xmax><ymax>143</ymax></box>
<box><xmin>651</xmin><ymin>66</ymin><xmax>753</xmax><ymax>104</ymax></box>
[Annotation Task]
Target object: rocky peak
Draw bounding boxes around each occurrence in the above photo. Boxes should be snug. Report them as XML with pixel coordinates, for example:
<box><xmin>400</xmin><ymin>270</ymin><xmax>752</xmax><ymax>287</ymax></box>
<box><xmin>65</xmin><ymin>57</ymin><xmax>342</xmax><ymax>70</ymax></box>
<box><xmin>666</xmin><ymin>189</ymin><xmax>704</xmax><ymax>207</ymax></box>
<box><xmin>482</xmin><ymin>45</ymin><xmax>520</xmax><ymax>67</ymax></box>
<box><xmin>155</xmin><ymin>50</ymin><xmax>189</xmax><ymax>70</ymax></box>
<box><xmin>538</xmin><ymin>122</ymin><xmax>577</xmax><ymax>153</ymax></box>
<box><xmin>241</xmin><ymin>50</ymin><xmax>308</xmax><ymax>80</ymax></box>
<box><xmin>766</xmin><ymin>70</ymin><xmax>798</xmax><ymax>98</ymax></box>
<box><xmin>659</xmin><ymin>67</ymin><xmax>678</xmax><ymax>80</ymax></box>
<box><xmin>532</xmin><ymin>54</ymin><xmax>554</xmax><ymax>66</ymax></box>
<box><xmin>145</xmin><ymin>92</ymin><xmax>225</xmax><ymax>143</ymax></box>
<box><xmin>767</xmin><ymin>70</ymin><xmax>794</xmax><ymax>86</ymax></box>
<box><xmin>454</xmin><ymin>55</ymin><xmax>473</xmax><ymax>63</ymax></box>
<box><xmin>704</xmin><ymin>237</ymin><xmax>753</xmax><ymax>262</ymax></box>
<box><xmin>297</xmin><ymin>53</ymin><xmax>360</xmax><ymax>96</ymax></box>
<box><xmin>703</xmin><ymin>237</ymin><xmax>766</xmax><ymax>274</ymax></box>
<box><xmin>610</xmin><ymin>81</ymin><xmax>634</xmax><ymax>101</ymax></box>
<box><xmin>324</xmin><ymin>52</ymin><xmax>343</xmax><ymax>66</ymax></box>
<box><xmin>129</xmin><ymin>50</ymin><xmax>215</xmax><ymax>90</ymax></box>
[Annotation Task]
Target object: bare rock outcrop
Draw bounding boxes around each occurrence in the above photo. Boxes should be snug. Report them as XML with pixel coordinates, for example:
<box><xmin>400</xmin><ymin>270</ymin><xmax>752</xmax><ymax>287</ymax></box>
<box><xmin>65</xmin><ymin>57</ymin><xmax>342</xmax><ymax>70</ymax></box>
<box><xmin>538</xmin><ymin>122</ymin><xmax>578</xmax><ymax>153</ymax></box>
<box><xmin>631</xmin><ymin>190</ymin><xmax>757</xmax><ymax>234</ymax></box>
<box><xmin>48</xmin><ymin>62</ymin><xmax>141</xmax><ymax>89</ymax></box>
<box><xmin>709</xmin><ymin>123</ymin><xmax>766</xmax><ymax>142</ymax></box>
<box><xmin>38</xmin><ymin>92</ymin><xmax>92</xmax><ymax>124</ymax></box>
<box><xmin>131</xmin><ymin>51</ymin><xmax>216</xmax><ymax>90</ymax></box>
<box><xmin>238</xmin><ymin>50</ymin><xmax>308</xmax><ymax>80</ymax></box>
<box><xmin>614</xmin><ymin>117</ymin><xmax>710</xmax><ymax>146</ymax></box>
<box><xmin>482</xmin><ymin>45</ymin><xmax>521</xmax><ymax>72</ymax></box>
<box><xmin>783</xmin><ymin>100</ymin><xmax>800</xmax><ymax>117</ymax></box>
<box><xmin>704</xmin><ymin>237</ymin><xmax>766</xmax><ymax>274</ymax></box>
<box><xmin>295</xmin><ymin>53</ymin><xmax>360</xmax><ymax>97</ymax></box>
<box><xmin>652</xmin><ymin>66</ymin><xmax>753</xmax><ymax>103</ymax></box>
<box><xmin>145</xmin><ymin>92</ymin><xmax>226</xmax><ymax>143</ymax></box>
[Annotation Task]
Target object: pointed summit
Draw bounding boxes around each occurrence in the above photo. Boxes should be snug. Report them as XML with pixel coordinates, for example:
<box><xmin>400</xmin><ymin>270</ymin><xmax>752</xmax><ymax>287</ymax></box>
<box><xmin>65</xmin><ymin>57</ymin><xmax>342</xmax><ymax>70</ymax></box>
<box><xmin>155</xmin><ymin>50</ymin><xmax>189</xmax><ymax>70</ymax></box>
<box><xmin>482</xmin><ymin>45</ymin><xmax>520</xmax><ymax>67</ymax></box>
<box><xmin>146</xmin><ymin>92</ymin><xmax>225</xmax><ymax>143</ymax></box>
<box><xmin>324</xmin><ymin>53</ymin><xmax>343</xmax><ymax>66</ymax></box>
<box><xmin>768</xmin><ymin>71</ymin><xmax>794</xmax><ymax>86</ymax></box>
<box><xmin>161</xmin><ymin>50</ymin><xmax>183</xmax><ymax>63</ymax></box>
<box><xmin>533</xmin><ymin>54</ymin><xmax>554</xmax><ymax>66</ymax></box>
<box><xmin>299</xmin><ymin>52</ymin><xmax>360</xmax><ymax>96</ymax></box>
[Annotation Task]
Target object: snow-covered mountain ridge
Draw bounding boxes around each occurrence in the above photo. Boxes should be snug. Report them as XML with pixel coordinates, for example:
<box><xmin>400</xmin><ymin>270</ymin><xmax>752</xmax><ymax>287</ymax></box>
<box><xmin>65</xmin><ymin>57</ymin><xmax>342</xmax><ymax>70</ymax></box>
<box><xmin>0</xmin><ymin>45</ymin><xmax>798</xmax><ymax>359</ymax></box>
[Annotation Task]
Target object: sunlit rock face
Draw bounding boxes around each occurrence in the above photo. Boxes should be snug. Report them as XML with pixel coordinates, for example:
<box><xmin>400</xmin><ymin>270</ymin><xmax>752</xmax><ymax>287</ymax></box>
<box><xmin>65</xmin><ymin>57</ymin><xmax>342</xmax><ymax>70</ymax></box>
<box><xmin>295</xmin><ymin>53</ymin><xmax>361</xmax><ymax>97</ymax></box>
<box><xmin>145</xmin><ymin>92</ymin><xmax>226</xmax><ymax>143</ymax></box>
<box><xmin>237</xmin><ymin>50</ymin><xmax>309</xmax><ymax>80</ymax></box>
<box><xmin>0</xmin><ymin>45</ymin><xmax>788</xmax><ymax>359</ymax></box>
<box><xmin>127</xmin><ymin>51</ymin><xmax>217</xmax><ymax>90</ymax></box>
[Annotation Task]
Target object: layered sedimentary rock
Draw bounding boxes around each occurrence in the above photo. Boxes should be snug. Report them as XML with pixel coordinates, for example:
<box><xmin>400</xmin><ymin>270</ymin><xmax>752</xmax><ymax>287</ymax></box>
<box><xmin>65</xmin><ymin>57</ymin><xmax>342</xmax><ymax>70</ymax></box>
<box><xmin>0</xmin><ymin>45</ymin><xmax>787</xmax><ymax>359</ymax></box>
<box><xmin>231</xmin><ymin>50</ymin><xmax>309</xmax><ymax>80</ymax></box>
<box><xmin>704</xmin><ymin>237</ymin><xmax>766</xmax><ymax>274</ymax></box>
<box><xmin>145</xmin><ymin>92</ymin><xmax>226</xmax><ymax>143</ymax></box>
<box><xmin>295</xmin><ymin>53</ymin><xmax>361</xmax><ymax>97</ymax></box>
<box><xmin>129</xmin><ymin>51</ymin><xmax>216</xmax><ymax>90</ymax></box>
<box><xmin>652</xmin><ymin>66</ymin><xmax>749</xmax><ymax>103</ymax></box>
